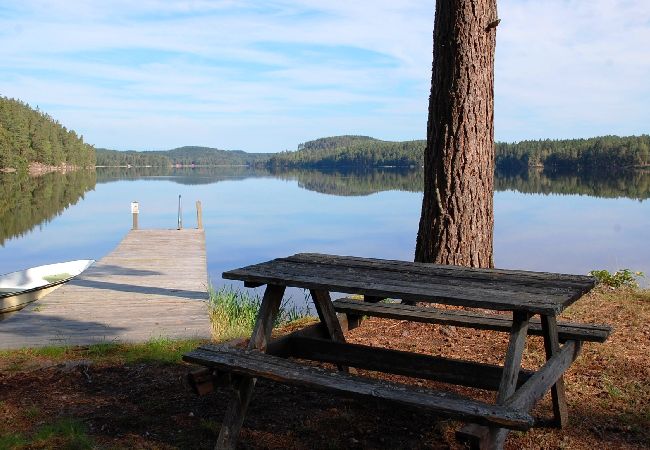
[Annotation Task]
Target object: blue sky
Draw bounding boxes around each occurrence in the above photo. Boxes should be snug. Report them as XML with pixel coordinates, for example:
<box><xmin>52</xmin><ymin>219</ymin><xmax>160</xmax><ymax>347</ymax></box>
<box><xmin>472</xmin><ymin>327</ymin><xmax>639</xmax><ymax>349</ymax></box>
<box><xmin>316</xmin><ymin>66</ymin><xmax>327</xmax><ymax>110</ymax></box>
<box><xmin>0</xmin><ymin>0</ymin><xmax>648</xmax><ymax>152</ymax></box>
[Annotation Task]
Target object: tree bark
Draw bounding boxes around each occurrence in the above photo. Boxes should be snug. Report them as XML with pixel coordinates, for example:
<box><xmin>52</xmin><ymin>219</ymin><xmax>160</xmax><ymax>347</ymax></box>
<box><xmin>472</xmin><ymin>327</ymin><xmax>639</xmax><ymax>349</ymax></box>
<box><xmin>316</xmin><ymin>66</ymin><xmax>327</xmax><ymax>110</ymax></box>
<box><xmin>415</xmin><ymin>0</ymin><xmax>498</xmax><ymax>268</ymax></box>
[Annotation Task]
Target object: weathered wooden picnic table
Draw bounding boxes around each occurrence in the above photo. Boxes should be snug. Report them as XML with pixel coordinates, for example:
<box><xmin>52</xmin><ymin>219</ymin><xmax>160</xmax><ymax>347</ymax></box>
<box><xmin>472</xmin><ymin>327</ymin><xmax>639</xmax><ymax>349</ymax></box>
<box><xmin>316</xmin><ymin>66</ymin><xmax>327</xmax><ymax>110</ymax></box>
<box><xmin>184</xmin><ymin>253</ymin><xmax>611</xmax><ymax>449</ymax></box>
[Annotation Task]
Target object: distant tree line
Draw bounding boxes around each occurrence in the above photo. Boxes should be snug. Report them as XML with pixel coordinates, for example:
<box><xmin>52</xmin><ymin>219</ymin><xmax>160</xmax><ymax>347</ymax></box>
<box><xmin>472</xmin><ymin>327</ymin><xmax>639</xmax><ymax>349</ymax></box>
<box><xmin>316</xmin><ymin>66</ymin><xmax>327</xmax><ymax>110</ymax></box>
<box><xmin>0</xmin><ymin>96</ymin><xmax>95</xmax><ymax>170</ymax></box>
<box><xmin>268</xmin><ymin>135</ymin><xmax>650</xmax><ymax>170</ymax></box>
<box><xmin>496</xmin><ymin>135</ymin><xmax>650</xmax><ymax>170</ymax></box>
<box><xmin>95</xmin><ymin>146</ymin><xmax>268</xmax><ymax>167</ymax></box>
<box><xmin>268</xmin><ymin>136</ymin><xmax>424</xmax><ymax>168</ymax></box>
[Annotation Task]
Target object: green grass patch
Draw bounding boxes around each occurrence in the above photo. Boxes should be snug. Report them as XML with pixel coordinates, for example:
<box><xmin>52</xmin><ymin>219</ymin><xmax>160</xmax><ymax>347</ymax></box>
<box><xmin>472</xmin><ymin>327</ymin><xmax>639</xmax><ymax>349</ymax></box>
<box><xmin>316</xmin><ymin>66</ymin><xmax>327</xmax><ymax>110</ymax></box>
<box><xmin>207</xmin><ymin>286</ymin><xmax>312</xmax><ymax>341</ymax></box>
<box><xmin>0</xmin><ymin>418</ymin><xmax>93</xmax><ymax>449</ymax></box>
<box><xmin>0</xmin><ymin>338</ymin><xmax>205</xmax><ymax>369</ymax></box>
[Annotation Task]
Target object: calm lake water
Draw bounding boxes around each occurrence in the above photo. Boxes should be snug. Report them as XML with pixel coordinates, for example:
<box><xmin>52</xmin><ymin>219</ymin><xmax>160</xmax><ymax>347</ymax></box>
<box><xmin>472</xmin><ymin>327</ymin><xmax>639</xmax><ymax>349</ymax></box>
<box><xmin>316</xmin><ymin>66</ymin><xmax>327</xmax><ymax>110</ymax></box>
<box><xmin>1</xmin><ymin>167</ymin><xmax>648</xmax><ymax>293</ymax></box>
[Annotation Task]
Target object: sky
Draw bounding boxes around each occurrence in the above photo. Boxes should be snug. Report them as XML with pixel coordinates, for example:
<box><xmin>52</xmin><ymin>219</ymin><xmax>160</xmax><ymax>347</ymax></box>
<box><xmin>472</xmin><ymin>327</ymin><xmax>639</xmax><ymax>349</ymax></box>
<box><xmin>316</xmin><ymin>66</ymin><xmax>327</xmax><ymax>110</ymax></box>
<box><xmin>0</xmin><ymin>0</ymin><xmax>648</xmax><ymax>153</ymax></box>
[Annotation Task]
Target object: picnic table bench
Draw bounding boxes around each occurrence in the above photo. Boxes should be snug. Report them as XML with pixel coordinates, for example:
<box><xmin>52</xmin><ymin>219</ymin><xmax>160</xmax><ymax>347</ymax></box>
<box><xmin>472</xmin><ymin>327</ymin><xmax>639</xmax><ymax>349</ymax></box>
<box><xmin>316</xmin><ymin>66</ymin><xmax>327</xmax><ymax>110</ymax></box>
<box><xmin>184</xmin><ymin>253</ymin><xmax>611</xmax><ymax>449</ymax></box>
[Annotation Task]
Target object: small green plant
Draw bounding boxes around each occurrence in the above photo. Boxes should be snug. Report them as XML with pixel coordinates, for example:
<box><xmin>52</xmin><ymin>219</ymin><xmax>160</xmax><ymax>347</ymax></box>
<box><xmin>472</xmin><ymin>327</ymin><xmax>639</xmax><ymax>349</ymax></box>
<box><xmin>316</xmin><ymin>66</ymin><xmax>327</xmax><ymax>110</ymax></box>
<box><xmin>589</xmin><ymin>269</ymin><xmax>645</xmax><ymax>288</ymax></box>
<box><xmin>207</xmin><ymin>286</ymin><xmax>310</xmax><ymax>341</ymax></box>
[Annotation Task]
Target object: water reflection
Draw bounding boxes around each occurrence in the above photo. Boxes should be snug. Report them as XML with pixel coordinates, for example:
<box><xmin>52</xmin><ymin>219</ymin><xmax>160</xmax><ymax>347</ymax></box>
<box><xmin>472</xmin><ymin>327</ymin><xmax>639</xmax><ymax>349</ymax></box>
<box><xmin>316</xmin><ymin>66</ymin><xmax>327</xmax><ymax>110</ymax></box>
<box><xmin>2</xmin><ymin>166</ymin><xmax>648</xmax><ymax>246</ymax></box>
<box><xmin>0</xmin><ymin>170</ymin><xmax>96</xmax><ymax>245</ymax></box>
<box><xmin>269</xmin><ymin>167</ymin><xmax>423</xmax><ymax>196</ymax></box>
<box><xmin>96</xmin><ymin>166</ymin><xmax>268</xmax><ymax>185</ymax></box>
<box><xmin>98</xmin><ymin>166</ymin><xmax>650</xmax><ymax>199</ymax></box>
<box><xmin>495</xmin><ymin>168</ymin><xmax>650</xmax><ymax>200</ymax></box>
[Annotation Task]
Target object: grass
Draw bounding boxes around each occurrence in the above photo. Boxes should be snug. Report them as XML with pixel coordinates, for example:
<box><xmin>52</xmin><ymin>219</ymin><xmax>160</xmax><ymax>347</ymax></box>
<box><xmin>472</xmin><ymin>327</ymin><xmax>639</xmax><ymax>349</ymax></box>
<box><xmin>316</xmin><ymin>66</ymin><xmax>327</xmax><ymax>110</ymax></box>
<box><xmin>0</xmin><ymin>418</ymin><xmax>93</xmax><ymax>449</ymax></box>
<box><xmin>0</xmin><ymin>337</ymin><xmax>205</xmax><ymax>371</ymax></box>
<box><xmin>207</xmin><ymin>286</ymin><xmax>312</xmax><ymax>340</ymax></box>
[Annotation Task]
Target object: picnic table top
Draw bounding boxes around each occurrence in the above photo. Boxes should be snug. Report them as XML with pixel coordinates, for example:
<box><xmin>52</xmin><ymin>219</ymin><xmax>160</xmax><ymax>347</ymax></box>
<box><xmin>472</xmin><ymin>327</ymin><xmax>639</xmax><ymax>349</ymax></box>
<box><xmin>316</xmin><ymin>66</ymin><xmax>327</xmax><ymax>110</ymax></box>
<box><xmin>223</xmin><ymin>253</ymin><xmax>597</xmax><ymax>315</ymax></box>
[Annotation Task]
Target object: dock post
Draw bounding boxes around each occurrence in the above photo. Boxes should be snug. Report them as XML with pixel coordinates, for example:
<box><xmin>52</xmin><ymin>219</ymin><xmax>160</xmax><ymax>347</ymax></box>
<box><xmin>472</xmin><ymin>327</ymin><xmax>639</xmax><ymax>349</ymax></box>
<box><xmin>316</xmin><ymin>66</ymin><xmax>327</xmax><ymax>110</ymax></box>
<box><xmin>196</xmin><ymin>200</ymin><xmax>203</xmax><ymax>229</ymax></box>
<box><xmin>177</xmin><ymin>195</ymin><xmax>183</xmax><ymax>230</ymax></box>
<box><xmin>131</xmin><ymin>201</ymin><xmax>139</xmax><ymax>230</ymax></box>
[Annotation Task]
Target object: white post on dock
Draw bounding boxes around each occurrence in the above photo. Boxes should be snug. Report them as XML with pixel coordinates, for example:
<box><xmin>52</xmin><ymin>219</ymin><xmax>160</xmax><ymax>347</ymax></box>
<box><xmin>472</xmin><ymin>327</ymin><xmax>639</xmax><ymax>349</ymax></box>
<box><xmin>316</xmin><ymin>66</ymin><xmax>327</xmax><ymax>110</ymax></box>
<box><xmin>196</xmin><ymin>200</ymin><xmax>203</xmax><ymax>229</ymax></box>
<box><xmin>177</xmin><ymin>195</ymin><xmax>183</xmax><ymax>230</ymax></box>
<box><xmin>131</xmin><ymin>201</ymin><xmax>139</xmax><ymax>230</ymax></box>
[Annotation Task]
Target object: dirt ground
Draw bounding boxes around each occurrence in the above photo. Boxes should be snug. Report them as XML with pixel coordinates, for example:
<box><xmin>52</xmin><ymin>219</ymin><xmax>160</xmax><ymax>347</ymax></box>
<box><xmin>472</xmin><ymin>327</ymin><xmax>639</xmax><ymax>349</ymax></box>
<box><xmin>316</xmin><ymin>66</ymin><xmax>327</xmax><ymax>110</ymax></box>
<box><xmin>1</xmin><ymin>287</ymin><xmax>648</xmax><ymax>449</ymax></box>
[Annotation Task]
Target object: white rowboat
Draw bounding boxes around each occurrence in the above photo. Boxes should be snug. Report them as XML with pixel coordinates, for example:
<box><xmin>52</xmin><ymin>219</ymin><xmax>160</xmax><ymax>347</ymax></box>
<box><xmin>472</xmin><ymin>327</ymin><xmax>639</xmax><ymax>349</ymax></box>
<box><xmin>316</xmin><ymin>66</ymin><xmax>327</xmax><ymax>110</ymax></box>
<box><xmin>0</xmin><ymin>260</ymin><xmax>94</xmax><ymax>314</ymax></box>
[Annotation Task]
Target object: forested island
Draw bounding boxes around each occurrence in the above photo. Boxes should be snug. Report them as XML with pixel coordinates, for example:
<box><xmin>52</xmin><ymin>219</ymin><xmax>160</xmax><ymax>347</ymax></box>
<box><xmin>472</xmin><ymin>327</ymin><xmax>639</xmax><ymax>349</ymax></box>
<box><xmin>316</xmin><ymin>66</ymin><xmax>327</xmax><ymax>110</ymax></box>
<box><xmin>0</xmin><ymin>97</ymin><xmax>95</xmax><ymax>172</ymax></box>
<box><xmin>268</xmin><ymin>135</ymin><xmax>650</xmax><ymax>170</ymax></box>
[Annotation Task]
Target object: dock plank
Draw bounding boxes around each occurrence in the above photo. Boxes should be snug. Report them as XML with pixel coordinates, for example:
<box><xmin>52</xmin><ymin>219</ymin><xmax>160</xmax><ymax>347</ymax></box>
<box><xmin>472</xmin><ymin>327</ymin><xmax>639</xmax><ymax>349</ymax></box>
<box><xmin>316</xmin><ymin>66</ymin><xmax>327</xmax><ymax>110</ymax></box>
<box><xmin>0</xmin><ymin>229</ymin><xmax>211</xmax><ymax>349</ymax></box>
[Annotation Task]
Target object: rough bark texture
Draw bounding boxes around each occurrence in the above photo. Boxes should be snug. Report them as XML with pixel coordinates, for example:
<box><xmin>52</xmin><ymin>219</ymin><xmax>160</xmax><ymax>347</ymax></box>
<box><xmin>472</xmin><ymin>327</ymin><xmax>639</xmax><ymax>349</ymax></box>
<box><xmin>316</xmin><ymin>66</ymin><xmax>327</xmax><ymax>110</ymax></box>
<box><xmin>415</xmin><ymin>0</ymin><xmax>498</xmax><ymax>267</ymax></box>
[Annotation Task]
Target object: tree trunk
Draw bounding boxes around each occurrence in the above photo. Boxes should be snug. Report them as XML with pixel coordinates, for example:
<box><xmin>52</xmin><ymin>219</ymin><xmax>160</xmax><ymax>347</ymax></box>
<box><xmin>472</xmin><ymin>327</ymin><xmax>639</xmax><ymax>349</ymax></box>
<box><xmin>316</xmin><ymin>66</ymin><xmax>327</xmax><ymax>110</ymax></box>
<box><xmin>415</xmin><ymin>0</ymin><xmax>498</xmax><ymax>268</ymax></box>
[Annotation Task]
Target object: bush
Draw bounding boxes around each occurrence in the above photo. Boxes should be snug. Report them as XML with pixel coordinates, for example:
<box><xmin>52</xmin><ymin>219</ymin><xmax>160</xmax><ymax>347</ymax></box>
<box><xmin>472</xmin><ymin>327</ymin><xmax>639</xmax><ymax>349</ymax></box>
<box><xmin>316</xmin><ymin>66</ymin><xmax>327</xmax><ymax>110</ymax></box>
<box><xmin>589</xmin><ymin>269</ymin><xmax>645</xmax><ymax>288</ymax></box>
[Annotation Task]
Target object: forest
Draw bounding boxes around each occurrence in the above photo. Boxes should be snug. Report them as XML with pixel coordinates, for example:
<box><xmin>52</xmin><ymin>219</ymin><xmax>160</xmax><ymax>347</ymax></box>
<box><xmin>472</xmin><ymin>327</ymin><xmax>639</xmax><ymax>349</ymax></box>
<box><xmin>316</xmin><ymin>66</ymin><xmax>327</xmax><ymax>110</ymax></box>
<box><xmin>268</xmin><ymin>135</ymin><xmax>650</xmax><ymax>170</ymax></box>
<box><xmin>0</xmin><ymin>97</ymin><xmax>96</xmax><ymax>170</ymax></box>
<box><xmin>95</xmin><ymin>146</ymin><xmax>268</xmax><ymax>167</ymax></box>
<box><xmin>1</xmin><ymin>95</ymin><xmax>647</xmax><ymax>173</ymax></box>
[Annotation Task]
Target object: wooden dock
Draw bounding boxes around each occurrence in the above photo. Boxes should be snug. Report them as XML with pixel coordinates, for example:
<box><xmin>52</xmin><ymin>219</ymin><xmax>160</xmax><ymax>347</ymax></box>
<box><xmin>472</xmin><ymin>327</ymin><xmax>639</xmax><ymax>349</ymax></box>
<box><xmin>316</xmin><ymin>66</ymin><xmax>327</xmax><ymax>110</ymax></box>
<box><xmin>0</xmin><ymin>229</ymin><xmax>212</xmax><ymax>349</ymax></box>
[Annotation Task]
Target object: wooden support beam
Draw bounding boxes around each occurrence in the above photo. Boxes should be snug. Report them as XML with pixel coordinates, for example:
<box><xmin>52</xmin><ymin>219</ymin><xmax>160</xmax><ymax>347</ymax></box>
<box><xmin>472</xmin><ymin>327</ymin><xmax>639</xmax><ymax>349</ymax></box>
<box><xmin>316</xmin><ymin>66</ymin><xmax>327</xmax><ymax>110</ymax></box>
<box><xmin>541</xmin><ymin>314</ymin><xmax>569</xmax><ymax>427</ymax></box>
<box><xmin>286</xmin><ymin>336</ymin><xmax>533</xmax><ymax>391</ymax></box>
<box><xmin>216</xmin><ymin>284</ymin><xmax>285</xmax><ymax>450</ymax></box>
<box><xmin>455</xmin><ymin>340</ymin><xmax>582</xmax><ymax>449</ymax></box>
<box><xmin>457</xmin><ymin>311</ymin><xmax>530</xmax><ymax>449</ymax></box>
<box><xmin>310</xmin><ymin>290</ymin><xmax>346</xmax><ymax>343</ymax></box>
<box><xmin>506</xmin><ymin>340</ymin><xmax>581</xmax><ymax>412</ymax></box>
<box><xmin>347</xmin><ymin>295</ymin><xmax>384</xmax><ymax>329</ymax></box>
<box><xmin>310</xmin><ymin>289</ymin><xmax>348</xmax><ymax>372</ymax></box>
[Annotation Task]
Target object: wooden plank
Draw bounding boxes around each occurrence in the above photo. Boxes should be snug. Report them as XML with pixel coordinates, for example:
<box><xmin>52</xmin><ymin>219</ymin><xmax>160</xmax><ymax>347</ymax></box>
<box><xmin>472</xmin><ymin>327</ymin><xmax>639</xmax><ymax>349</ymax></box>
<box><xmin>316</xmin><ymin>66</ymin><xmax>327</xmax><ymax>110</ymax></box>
<box><xmin>183</xmin><ymin>345</ymin><xmax>534</xmax><ymax>430</ymax></box>
<box><xmin>288</xmin><ymin>253</ymin><xmax>595</xmax><ymax>288</ymax></box>
<box><xmin>332</xmin><ymin>298</ymin><xmax>611</xmax><ymax>342</ymax></box>
<box><xmin>227</xmin><ymin>259</ymin><xmax>575</xmax><ymax>304</ymax></box>
<box><xmin>540</xmin><ymin>315</ymin><xmax>568</xmax><ymax>427</ymax></box>
<box><xmin>223</xmin><ymin>255</ymin><xmax>596</xmax><ymax>314</ymax></box>
<box><xmin>286</xmin><ymin>336</ymin><xmax>534</xmax><ymax>391</ymax></box>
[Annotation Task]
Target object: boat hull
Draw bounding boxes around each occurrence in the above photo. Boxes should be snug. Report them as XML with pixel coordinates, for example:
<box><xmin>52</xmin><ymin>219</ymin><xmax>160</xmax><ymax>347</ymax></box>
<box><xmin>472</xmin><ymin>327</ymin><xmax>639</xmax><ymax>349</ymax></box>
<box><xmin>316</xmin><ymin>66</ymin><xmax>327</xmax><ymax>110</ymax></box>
<box><xmin>0</xmin><ymin>260</ymin><xmax>94</xmax><ymax>315</ymax></box>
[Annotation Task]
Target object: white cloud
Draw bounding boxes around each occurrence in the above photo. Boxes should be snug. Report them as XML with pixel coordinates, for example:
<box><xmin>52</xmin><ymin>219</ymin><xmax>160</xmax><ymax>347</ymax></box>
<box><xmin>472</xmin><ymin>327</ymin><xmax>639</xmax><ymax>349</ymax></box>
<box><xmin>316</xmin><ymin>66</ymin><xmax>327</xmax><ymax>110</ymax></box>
<box><xmin>0</xmin><ymin>0</ymin><xmax>647</xmax><ymax>151</ymax></box>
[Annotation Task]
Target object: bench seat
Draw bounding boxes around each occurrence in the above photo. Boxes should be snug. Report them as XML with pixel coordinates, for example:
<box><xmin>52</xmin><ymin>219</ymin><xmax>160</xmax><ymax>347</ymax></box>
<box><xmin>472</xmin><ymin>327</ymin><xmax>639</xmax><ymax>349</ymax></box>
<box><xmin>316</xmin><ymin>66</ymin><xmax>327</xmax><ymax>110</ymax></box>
<box><xmin>332</xmin><ymin>298</ymin><xmax>611</xmax><ymax>343</ymax></box>
<box><xmin>183</xmin><ymin>344</ymin><xmax>534</xmax><ymax>431</ymax></box>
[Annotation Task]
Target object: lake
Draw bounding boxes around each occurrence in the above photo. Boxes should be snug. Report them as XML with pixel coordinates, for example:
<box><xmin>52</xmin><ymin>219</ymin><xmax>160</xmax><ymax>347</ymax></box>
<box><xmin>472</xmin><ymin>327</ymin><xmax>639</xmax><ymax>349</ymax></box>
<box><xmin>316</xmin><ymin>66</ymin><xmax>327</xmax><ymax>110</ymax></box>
<box><xmin>1</xmin><ymin>167</ymin><xmax>648</xmax><ymax>297</ymax></box>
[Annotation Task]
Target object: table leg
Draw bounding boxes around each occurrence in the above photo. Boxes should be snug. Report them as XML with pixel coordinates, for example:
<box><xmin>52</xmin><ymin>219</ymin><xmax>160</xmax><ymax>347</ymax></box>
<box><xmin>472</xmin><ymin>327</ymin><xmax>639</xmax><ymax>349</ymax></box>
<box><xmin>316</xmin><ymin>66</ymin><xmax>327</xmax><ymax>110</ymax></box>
<box><xmin>216</xmin><ymin>284</ymin><xmax>286</xmax><ymax>450</ymax></box>
<box><xmin>541</xmin><ymin>314</ymin><xmax>568</xmax><ymax>428</ymax></box>
<box><xmin>310</xmin><ymin>289</ymin><xmax>348</xmax><ymax>371</ymax></box>
<box><xmin>310</xmin><ymin>289</ymin><xmax>346</xmax><ymax>343</ymax></box>
<box><xmin>457</xmin><ymin>311</ymin><xmax>530</xmax><ymax>449</ymax></box>
<box><xmin>348</xmin><ymin>295</ymin><xmax>383</xmax><ymax>329</ymax></box>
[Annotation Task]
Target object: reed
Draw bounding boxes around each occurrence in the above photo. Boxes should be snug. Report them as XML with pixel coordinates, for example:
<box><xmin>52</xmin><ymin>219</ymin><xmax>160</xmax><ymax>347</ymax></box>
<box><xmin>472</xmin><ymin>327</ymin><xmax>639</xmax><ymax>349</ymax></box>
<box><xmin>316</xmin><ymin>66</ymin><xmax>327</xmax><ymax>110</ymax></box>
<box><xmin>207</xmin><ymin>286</ymin><xmax>310</xmax><ymax>341</ymax></box>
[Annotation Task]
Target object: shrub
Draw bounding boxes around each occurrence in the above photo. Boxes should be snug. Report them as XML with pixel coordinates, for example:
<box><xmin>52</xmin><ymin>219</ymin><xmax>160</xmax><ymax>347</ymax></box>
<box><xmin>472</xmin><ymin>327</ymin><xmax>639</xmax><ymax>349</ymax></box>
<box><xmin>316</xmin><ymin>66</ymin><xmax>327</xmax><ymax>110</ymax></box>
<box><xmin>589</xmin><ymin>269</ymin><xmax>645</xmax><ymax>288</ymax></box>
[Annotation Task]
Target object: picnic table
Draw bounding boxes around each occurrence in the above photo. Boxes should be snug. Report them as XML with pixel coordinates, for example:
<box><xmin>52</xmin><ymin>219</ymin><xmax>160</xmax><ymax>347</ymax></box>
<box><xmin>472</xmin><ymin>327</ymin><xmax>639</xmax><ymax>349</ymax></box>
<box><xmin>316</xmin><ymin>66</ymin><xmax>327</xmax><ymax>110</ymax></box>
<box><xmin>184</xmin><ymin>253</ymin><xmax>611</xmax><ymax>449</ymax></box>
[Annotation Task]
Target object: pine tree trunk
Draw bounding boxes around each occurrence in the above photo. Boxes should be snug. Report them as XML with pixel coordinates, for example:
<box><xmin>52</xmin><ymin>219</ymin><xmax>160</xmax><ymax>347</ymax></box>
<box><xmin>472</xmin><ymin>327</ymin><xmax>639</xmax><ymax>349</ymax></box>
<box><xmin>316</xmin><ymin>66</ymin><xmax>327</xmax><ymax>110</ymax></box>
<box><xmin>415</xmin><ymin>0</ymin><xmax>498</xmax><ymax>267</ymax></box>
